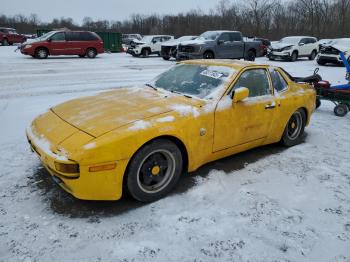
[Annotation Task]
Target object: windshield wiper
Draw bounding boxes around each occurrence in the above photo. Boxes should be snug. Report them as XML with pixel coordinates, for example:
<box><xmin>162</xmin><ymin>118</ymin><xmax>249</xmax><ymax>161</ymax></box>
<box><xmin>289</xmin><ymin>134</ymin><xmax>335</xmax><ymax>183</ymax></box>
<box><xmin>145</xmin><ymin>83</ymin><xmax>157</xmax><ymax>91</ymax></box>
<box><xmin>170</xmin><ymin>90</ymin><xmax>192</xmax><ymax>98</ymax></box>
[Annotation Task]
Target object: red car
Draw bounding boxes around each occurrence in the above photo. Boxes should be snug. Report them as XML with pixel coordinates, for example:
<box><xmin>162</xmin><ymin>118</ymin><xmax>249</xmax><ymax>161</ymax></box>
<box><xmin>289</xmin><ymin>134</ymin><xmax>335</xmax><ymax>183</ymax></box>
<box><xmin>0</xmin><ymin>27</ymin><xmax>27</xmax><ymax>46</ymax></box>
<box><xmin>20</xmin><ymin>30</ymin><xmax>104</xmax><ymax>59</ymax></box>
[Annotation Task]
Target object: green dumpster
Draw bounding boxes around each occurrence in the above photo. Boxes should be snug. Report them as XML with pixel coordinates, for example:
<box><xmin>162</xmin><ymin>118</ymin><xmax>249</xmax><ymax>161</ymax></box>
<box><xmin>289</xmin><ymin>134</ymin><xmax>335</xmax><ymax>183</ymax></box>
<box><xmin>96</xmin><ymin>32</ymin><xmax>122</xmax><ymax>53</ymax></box>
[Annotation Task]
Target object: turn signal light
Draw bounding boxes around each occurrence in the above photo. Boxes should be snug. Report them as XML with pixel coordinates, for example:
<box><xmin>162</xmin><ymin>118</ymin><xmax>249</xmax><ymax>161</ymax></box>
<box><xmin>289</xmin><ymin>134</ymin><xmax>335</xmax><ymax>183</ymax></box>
<box><xmin>89</xmin><ymin>163</ymin><xmax>116</xmax><ymax>172</ymax></box>
<box><xmin>54</xmin><ymin>162</ymin><xmax>79</xmax><ymax>174</ymax></box>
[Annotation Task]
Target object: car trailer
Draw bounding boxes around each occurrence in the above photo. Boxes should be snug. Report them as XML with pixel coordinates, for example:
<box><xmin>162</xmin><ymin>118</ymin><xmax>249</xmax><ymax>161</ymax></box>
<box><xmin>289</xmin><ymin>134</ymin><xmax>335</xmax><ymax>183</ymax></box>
<box><xmin>314</xmin><ymin>52</ymin><xmax>350</xmax><ymax>117</ymax></box>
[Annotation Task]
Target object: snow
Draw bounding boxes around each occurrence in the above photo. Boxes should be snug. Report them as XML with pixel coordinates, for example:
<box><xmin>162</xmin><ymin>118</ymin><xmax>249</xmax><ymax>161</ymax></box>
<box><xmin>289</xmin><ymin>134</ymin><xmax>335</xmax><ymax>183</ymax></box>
<box><xmin>128</xmin><ymin>120</ymin><xmax>151</xmax><ymax>131</ymax></box>
<box><xmin>169</xmin><ymin>104</ymin><xmax>200</xmax><ymax>117</ymax></box>
<box><xmin>0</xmin><ymin>46</ymin><xmax>350</xmax><ymax>262</ymax></box>
<box><xmin>156</xmin><ymin>116</ymin><xmax>175</xmax><ymax>123</ymax></box>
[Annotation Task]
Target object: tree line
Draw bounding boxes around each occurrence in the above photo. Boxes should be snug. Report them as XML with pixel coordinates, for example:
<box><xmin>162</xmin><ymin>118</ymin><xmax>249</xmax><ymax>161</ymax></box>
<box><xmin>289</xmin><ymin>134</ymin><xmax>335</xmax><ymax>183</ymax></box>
<box><xmin>0</xmin><ymin>0</ymin><xmax>349</xmax><ymax>40</ymax></box>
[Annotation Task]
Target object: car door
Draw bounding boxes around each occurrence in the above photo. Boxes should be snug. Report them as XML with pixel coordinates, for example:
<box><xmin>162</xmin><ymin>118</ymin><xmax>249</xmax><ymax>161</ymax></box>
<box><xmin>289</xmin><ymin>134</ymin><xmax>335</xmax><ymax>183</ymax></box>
<box><xmin>151</xmin><ymin>37</ymin><xmax>162</xmax><ymax>52</ymax></box>
<box><xmin>216</xmin><ymin>33</ymin><xmax>232</xmax><ymax>58</ymax></box>
<box><xmin>298</xmin><ymin>38</ymin><xmax>309</xmax><ymax>56</ymax></box>
<box><xmin>213</xmin><ymin>68</ymin><xmax>276</xmax><ymax>151</ymax></box>
<box><xmin>65</xmin><ymin>32</ymin><xmax>83</xmax><ymax>55</ymax></box>
<box><xmin>48</xmin><ymin>32</ymin><xmax>66</xmax><ymax>55</ymax></box>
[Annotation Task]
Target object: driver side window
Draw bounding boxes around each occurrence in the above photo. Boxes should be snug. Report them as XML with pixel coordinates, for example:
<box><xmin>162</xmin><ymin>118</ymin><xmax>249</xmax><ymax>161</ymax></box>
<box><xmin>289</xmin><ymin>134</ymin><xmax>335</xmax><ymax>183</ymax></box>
<box><xmin>51</xmin><ymin>32</ymin><xmax>65</xmax><ymax>41</ymax></box>
<box><xmin>232</xmin><ymin>69</ymin><xmax>271</xmax><ymax>97</ymax></box>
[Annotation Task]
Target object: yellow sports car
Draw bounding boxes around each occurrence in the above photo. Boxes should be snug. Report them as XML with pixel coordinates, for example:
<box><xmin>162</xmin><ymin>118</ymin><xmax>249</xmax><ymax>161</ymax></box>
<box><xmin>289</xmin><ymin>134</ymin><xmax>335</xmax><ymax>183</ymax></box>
<box><xmin>26</xmin><ymin>60</ymin><xmax>316</xmax><ymax>202</ymax></box>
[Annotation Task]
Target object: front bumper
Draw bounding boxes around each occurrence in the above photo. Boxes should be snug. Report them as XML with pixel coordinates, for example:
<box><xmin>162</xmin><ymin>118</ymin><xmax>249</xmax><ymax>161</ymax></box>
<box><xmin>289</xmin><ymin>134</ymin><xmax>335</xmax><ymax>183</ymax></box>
<box><xmin>267</xmin><ymin>50</ymin><xmax>291</xmax><ymax>59</ymax></box>
<box><xmin>317</xmin><ymin>54</ymin><xmax>343</xmax><ymax>63</ymax></box>
<box><xmin>176</xmin><ymin>51</ymin><xmax>203</xmax><ymax>61</ymax></box>
<box><xmin>26</xmin><ymin>124</ymin><xmax>128</xmax><ymax>201</ymax></box>
<box><xmin>127</xmin><ymin>47</ymin><xmax>141</xmax><ymax>56</ymax></box>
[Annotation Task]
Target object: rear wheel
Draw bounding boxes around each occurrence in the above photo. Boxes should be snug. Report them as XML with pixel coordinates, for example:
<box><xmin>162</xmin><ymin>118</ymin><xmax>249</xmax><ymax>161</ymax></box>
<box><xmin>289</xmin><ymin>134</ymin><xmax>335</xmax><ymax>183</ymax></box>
<box><xmin>162</xmin><ymin>56</ymin><xmax>170</xmax><ymax>61</ymax></box>
<box><xmin>334</xmin><ymin>104</ymin><xmax>349</xmax><ymax>117</ymax></box>
<box><xmin>309</xmin><ymin>50</ymin><xmax>317</xmax><ymax>60</ymax></box>
<box><xmin>281</xmin><ymin>109</ymin><xmax>306</xmax><ymax>147</ymax></box>
<box><xmin>86</xmin><ymin>48</ymin><xmax>97</xmax><ymax>58</ymax></box>
<box><xmin>126</xmin><ymin>139</ymin><xmax>183</xmax><ymax>202</ymax></box>
<box><xmin>245</xmin><ymin>50</ymin><xmax>256</xmax><ymax>61</ymax></box>
<box><xmin>35</xmin><ymin>48</ymin><xmax>48</xmax><ymax>59</ymax></box>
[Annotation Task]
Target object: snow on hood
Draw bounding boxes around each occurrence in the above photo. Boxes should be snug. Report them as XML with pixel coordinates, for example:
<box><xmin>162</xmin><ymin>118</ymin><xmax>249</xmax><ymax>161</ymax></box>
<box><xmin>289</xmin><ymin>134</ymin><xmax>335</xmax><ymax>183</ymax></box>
<box><xmin>180</xmin><ymin>39</ymin><xmax>209</xmax><ymax>46</ymax></box>
<box><xmin>132</xmin><ymin>39</ymin><xmax>146</xmax><ymax>45</ymax></box>
<box><xmin>270</xmin><ymin>42</ymin><xmax>294</xmax><ymax>49</ymax></box>
<box><xmin>324</xmin><ymin>44</ymin><xmax>350</xmax><ymax>52</ymax></box>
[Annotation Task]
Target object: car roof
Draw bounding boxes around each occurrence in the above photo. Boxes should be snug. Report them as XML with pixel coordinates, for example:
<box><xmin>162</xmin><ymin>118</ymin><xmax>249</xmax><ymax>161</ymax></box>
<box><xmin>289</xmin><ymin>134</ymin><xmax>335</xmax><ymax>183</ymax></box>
<box><xmin>283</xmin><ymin>36</ymin><xmax>316</xmax><ymax>39</ymax></box>
<box><xmin>180</xmin><ymin>59</ymin><xmax>267</xmax><ymax>70</ymax></box>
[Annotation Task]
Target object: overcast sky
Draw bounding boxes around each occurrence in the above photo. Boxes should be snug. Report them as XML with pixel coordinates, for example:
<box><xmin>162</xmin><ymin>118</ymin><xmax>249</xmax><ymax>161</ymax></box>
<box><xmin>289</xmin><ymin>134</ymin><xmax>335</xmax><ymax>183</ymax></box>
<box><xmin>0</xmin><ymin>0</ymin><xmax>221</xmax><ymax>23</ymax></box>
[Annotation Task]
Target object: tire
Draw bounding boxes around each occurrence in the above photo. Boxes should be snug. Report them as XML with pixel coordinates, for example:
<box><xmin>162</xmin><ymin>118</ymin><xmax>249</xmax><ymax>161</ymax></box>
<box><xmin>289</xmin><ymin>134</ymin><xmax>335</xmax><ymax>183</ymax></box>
<box><xmin>86</xmin><ymin>48</ymin><xmax>97</xmax><ymax>58</ymax></box>
<box><xmin>78</xmin><ymin>54</ymin><xmax>85</xmax><ymax>58</ymax></box>
<box><xmin>268</xmin><ymin>57</ymin><xmax>275</xmax><ymax>61</ymax></box>
<box><xmin>35</xmin><ymin>48</ymin><xmax>48</xmax><ymax>59</ymax></box>
<box><xmin>203</xmin><ymin>51</ymin><xmax>214</xmax><ymax>59</ymax></box>
<box><xmin>281</xmin><ymin>109</ymin><xmax>306</xmax><ymax>147</ymax></box>
<box><xmin>290</xmin><ymin>51</ymin><xmax>298</xmax><ymax>62</ymax></box>
<box><xmin>142</xmin><ymin>48</ymin><xmax>150</xmax><ymax>57</ymax></box>
<box><xmin>334</xmin><ymin>104</ymin><xmax>349</xmax><ymax>117</ymax></box>
<box><xmin>162</xmin><ymin>56</ymin><xmax>170</xmax><ymax>61</ymax></box>
<box><xmin>245</xmin><ymin>50</ymin><xmax>256</xmax><ymax>61</ymax></box>
<box><xmin>316</xmin><ymin>98</ymin><xmax>321</xmax><ymax>109</ymax></box>
<box><xmin>2</xmin><ymin>39</ymin><xmax>9</xmax><ymax>46</ymax></box>
<box><xmin>309</xmin><ymin>50</ymin><xmax>317</xmax><ymax>60</ymax></box>
<box><xmin>125</xmin><ymin>139</ymin><xmax>183</xmax><ymax>202</ymax></box>
<box><xmin>317</xmin><ymin>59</ymin><xmax>326</xmax><ymax>66</ymax></box>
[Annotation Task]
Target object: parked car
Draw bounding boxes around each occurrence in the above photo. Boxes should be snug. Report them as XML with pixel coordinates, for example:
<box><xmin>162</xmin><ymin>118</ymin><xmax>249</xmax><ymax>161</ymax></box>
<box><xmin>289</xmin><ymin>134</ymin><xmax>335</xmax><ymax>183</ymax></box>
<box><xmin>317</xmin><ymin>38</ymin><xmax>350</xmax><ymax>66</ymax></box>
<box><xmin>26</xmin><ymin>59</ymin><xmax>316</xmax><ymax>202</ymax></box>
<box><xmin>127</xmin><ymin>35</ymin><xmax>174</xmax><ymax>57</ymax></box>
<box><xmin>267</xmin><ymin>36</ymin><xmax>318</xmax><ymax>61</ymax></box>
<box><xmin>161</xmin><ymin>35</ymin><xmax>198</xmax><ymax>60</ymax></box>
<box><xmin>20</xmin><ymin>30</ymin><xmax>104</xmax><ymax>59</ymax></box>
<box><xmin>176</xmin><ymin>30</ymin><xmax>262</xmax><ymax>61</ymax></box>
<box><xmin>0</xmin><ymin>27</ymin><xmax>26</xmax><ymax>46</ymax></box>
<box><xmin>122</xmin><ymin>34</ymin><xmax>142</xmax><ymax>46</ymax></box>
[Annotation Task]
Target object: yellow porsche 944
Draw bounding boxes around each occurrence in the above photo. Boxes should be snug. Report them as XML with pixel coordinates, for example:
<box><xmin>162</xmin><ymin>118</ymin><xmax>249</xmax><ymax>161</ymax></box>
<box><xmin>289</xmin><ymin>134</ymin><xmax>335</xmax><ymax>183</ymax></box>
<box><xmin>26</xmin><ymin>60</ymin><xmax>316</xmax><ymax>202</ymax></box>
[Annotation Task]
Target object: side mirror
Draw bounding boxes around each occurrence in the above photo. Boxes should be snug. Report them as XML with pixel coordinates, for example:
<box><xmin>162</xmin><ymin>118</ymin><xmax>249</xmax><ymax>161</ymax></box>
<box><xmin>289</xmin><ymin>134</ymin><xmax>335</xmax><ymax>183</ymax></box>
<box><xmin>152</xmin><ymin>40</ymin><xmax>157</xmax><ymax>44</ymax></box>
<box><xmin>47</xmin><ymin>38</ymin><xmax>52</xmax><ymax>42</ymax></box>
<box><xmin>232</xmin><ymin>87</ymin><xmax>249</xmax><ymax>103</ymax></box>
<box><xmin>299</xmin><ymin>42</ymin><xmax>305</xmax><ymax>46</ymax></box>
<box><xmin>218</xmin><ymin>39</ymin><xmax>225</xmax><ymax>45</ymax></box>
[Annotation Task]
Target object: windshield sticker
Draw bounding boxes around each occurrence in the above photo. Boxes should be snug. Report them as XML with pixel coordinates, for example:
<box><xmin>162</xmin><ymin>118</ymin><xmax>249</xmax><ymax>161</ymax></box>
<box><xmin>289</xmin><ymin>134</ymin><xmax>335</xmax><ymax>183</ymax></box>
<box><xmin>200</xmin><ymin>70</ymin><xmax>223</xmax><ymax>79</ymax></box>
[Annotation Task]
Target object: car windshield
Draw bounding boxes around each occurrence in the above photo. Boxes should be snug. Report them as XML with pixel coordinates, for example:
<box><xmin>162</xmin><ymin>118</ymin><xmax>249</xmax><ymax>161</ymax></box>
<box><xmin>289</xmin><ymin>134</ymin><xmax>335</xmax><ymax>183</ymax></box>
<box><xmin>198</xmin><ymin>31</ymin><xmax>221</xmax><ymax>41</ymax></box>
<box><xmin>36</xmin><ymin>31</ymin><xmax>57</xmax><ymax>41</ymax></box>
<box><xmin>141</xmin><ymin>36</ymin><xmax>154</xmax><ymax>43</ymax></box>
<box><xmin>148</xmin><ymin>64</ymin><xmax>235</xmax><ymax>99</ymax></box>
<box><xmin>329</xmin><ymin>38</ymin><xmax>350</xmax><ymax>46</ymax></box>
<box><xmin>279</xmin><ymin>37</ymin><xmax>301</xmax><ymax>44</ymax></box>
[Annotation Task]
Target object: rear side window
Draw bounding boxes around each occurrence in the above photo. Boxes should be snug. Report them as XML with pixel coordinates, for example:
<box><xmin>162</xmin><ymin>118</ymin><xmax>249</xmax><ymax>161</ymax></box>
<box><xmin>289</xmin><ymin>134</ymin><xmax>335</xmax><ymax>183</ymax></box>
<box><xmin>80</xmin><ymin>32</ymin><xmax>99</xmax><ymax>41</ymax></box>
<box><xmin>231</xmin><ymin>33</ymin><xmax>242</xmax><ymax>41</ymax></box>
<box><xmin>66</xmin><ymin>32</ymin><xmax>81</xmax><ymax>41</ymax></box>
<box><xmin>270</xmin><ymin>68</ymin><xmax>288</xmax><ymax>92</ymax></box>
<box><xmin>50</xmin><ymin>32</ymin><xmax>65</xmax><ymax>41</ymax></box>
<box><xmin>233</xmin><ymin>69</ymin><xmax>271</xmax><ymax>97</ymax></box>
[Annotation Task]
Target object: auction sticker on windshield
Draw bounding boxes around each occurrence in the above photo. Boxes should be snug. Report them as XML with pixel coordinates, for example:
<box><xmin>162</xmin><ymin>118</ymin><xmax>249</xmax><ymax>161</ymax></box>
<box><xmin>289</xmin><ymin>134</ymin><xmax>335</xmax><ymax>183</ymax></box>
<box><xmin>200</xmin><ymin>70</ymin><xmax>223</xmax><ymax>79</ymax></box>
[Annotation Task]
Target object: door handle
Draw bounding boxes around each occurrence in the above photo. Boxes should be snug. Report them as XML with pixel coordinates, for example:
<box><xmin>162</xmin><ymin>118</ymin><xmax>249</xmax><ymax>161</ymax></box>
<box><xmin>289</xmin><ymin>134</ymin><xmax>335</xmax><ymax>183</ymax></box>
<box><xmin>265</xmin><ymin>103</ymin><xmax>276</xmax><ymax>109</ymax></box>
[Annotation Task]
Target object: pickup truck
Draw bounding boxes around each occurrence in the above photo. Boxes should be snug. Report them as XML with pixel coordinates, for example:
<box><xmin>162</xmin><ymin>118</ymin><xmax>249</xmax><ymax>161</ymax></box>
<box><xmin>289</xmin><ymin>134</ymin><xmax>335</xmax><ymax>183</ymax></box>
<box><xmin>176</xmin><ymin>30</ymin><xmax>262</xmax><ymax>61</ymax></box>
<box><xmin>0</xmin><ymin>27</ymin><xmax>26</xmax><ymax>46</ymax></box>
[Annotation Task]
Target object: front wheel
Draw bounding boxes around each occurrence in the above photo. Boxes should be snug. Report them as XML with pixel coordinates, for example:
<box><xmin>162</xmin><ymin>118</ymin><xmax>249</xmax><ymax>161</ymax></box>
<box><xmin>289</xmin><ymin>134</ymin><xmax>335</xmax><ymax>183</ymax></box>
<box><xmin>281</xmin><ymin>109</ymin><xmax>306</xmax><ymax>147</ymax></box>
<box><xmin>316</xmin><ymin>98</ymin><xmax>321</xmax><ymax>109</ymax></box>
<box><xmin>125</xmin><ymin>139</ymin><xmax>183</xmax><ymax>202</ymax></box>
<box><xmin>35</xmin><ymin>48</ymin><xmax>48</xmax><ymax>59</ymax></box>
<box><xmin>317</xmin><ymin>59</ymin><xmax>326</xmax><ymax>66</ymax></box>
<box><xmin>162</xmin><ymin>56</ymin><xmax>170</xmax><ymax>61</ymax></box>
<box><xmin>290</xmin><ymin>51</ymin><xmax>298</xmax><ymax>62</ymax></box>
<box><xmin>2</xmin><ymin>39</ymin><xmax>9</xmax><ymax>46</ymax></box>
<box><xmin>203</xmin><ymin>51</ymin><xmax>214</xmax><ymax>59</ymax></box>
<box><xmin>142</xmin><ymin>48</ymin><xmax>150</xmax><ymax>57</ymax></box>
<box><xmin>86</xmin><ymin>48</ymin><xmax>97</xmax><ymax>58</ymax></box>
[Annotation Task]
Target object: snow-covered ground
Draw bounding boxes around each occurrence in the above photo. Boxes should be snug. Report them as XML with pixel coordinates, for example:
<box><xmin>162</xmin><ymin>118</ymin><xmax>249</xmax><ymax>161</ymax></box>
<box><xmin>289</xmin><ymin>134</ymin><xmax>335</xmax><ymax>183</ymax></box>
<box><xmin>0</xmin><ymin>47</ymin><xmax>349</xmax><ymax>262</ymax></box>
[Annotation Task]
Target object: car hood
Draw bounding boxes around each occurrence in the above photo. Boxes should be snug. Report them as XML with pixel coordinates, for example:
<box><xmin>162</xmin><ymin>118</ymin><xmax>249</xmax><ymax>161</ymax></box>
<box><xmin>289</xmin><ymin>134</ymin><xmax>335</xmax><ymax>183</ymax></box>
<box><xmin>271</xmin><ymin>43</ymin><xmax>294</xmax><ymax>49</ymax></box>
<box><xmin>51</xmin><ymin>87</ymin><xmax>200</xmax><ymax>137</ymax></box>
<box><xmin>180</xmin><ymin>39</ymin><xmax>210</xmax><ymax>46</ymax></box>
<box><xmin>324</xmin><ymin>44</ymin><xmax>350</xmax><ymax>52</ymax></box>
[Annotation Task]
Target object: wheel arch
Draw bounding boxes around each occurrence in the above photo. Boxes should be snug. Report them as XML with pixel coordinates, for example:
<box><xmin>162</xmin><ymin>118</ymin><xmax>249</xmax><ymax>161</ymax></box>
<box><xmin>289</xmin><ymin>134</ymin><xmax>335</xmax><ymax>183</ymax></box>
<box><xmin>35</xmin><ymin>46</ymin><xmax>50</xmax><ymax>55</ymax></box>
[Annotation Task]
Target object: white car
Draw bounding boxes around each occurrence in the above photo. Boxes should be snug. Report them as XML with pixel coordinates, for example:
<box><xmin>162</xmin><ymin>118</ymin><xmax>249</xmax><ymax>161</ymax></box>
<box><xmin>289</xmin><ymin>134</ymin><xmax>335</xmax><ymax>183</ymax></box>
<box><xmin>127</xmin><ymin>35</ymin><xmax>174</xmax><ymax>57</ymax></box>
<box><xmin>267</xmin><ymin>36</ymin><xmax>318</xmax><ymax>62</ymax></box>
<box><xmin>317</xmin><ymin>38</ymin><xmax>350</xmax><ymax>66</ymax></box>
